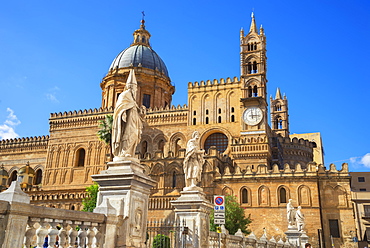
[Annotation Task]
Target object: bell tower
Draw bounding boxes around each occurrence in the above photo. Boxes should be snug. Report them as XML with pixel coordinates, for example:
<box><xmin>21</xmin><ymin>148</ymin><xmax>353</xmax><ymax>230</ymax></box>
<box><xmin>270</xmin><ymin>88</ymin><xmax>289</xmax><ymax>137</ymax></box>
<box><xmin>231</xmin><ymin>13</ymin><xmax>272</xmax><ymax>169</ymax></box>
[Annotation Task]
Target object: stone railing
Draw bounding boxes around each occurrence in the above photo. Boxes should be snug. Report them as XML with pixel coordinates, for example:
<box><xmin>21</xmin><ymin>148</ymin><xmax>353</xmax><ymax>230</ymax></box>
<box><xmin>208</xmin><ymin>229</ymin><xmax>295</xmax><ymax>248</ymax></box>
<box><xmin>0</xmin><ymin>181</ymin><xmax>106</xmax><ymax>248</ymax></box>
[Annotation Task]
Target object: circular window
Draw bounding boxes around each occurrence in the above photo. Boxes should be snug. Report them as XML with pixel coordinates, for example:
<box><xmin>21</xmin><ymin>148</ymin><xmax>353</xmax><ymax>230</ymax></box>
<box><xmin>204</xmin><ymin>132</ymin><xmax>228</xmax><ymax>153</ymax></box>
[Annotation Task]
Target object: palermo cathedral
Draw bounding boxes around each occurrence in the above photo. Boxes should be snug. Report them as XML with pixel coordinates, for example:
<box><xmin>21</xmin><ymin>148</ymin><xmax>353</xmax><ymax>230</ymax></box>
<box><xmin>0</xmin><ymin>15</ymin><xmax>356</xmax><ymax>247</ymax></box>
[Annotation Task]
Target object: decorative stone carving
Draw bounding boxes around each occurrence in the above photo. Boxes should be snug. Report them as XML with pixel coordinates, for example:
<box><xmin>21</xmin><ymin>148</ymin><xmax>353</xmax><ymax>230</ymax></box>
<box><xmin>287</xmin><ymin>199</ymin><xmax>295</xmax><ymax>227</ymax></box>
<box><xmin>112</xmin><ymin>69</ymin><xmax>145</xmax><ymax>162</ymax></box>
<box><xmin>183</xmin><ymin>131</ymin><xmax>204</xmax><ymax>190</ymax></box>
<box><xmin>295</xmin><ymin>206</ymin><xmax>305</xmax><ymax>232</ymax></box>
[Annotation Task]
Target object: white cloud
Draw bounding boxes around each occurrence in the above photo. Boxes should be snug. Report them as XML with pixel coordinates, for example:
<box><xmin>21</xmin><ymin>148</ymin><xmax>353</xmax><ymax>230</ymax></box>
<box><xmin>360</xmin><ymin>153</ymin><xmax>370</xmax><ymax>168</ymax></box>
<box><xmin>46</xmin><ymin>93</ymin><xmax>59</xmax><ymax>103</ymax></box>
<box><xmin>0</xmin><ymin>108</ymin><xmax>20</xmax><ymax>140</ymax></box>
<box><xmin>46</xmin><ymin>86</ymin><xmax>60</xmax><ymax>103</ymax></box>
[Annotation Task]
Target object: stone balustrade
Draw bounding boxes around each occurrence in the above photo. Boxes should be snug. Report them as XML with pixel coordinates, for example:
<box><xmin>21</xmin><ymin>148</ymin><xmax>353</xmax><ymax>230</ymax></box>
<box><xmin>208</xmin><ymin>230</ymin><xmax>295</xmax><ymax>248</ymax></box>
<box><xmin>0</xmin><ymin>181</ymin><xmax>106</xmax><ymax>248</ymax></box>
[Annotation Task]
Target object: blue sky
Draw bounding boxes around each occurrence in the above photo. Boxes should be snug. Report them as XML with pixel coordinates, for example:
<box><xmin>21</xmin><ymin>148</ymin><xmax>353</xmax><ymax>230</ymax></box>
<box><xmin>0</xmin><ymin>0</ymin><xmax>369</xmax><ymax>172</ymax></box>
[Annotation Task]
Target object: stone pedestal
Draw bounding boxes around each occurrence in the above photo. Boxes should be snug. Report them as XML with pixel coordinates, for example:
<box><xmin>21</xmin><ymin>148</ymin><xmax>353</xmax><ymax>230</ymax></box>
<box><xmin>91</xmin><ymin>159</ymin><xmax>156</xmax><ymax>248</ymax></box>
<box><xmin>285</xmin><ymin>226</ymin><xmax>309</xmax><ymax>248</ymax></box>
<box><xmin>171</xmin><ymin>188</ymin><xmax>213</xmax><ymax>248</ymax></box>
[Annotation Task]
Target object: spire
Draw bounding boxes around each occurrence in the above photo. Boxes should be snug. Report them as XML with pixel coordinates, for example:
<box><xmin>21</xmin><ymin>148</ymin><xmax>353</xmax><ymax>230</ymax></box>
<box><xmin>275</xmin><ymin>88</ymin><xmax>282</xmax><ymax>99</ymax></box>
<box><xmin>249</xmin><ymin>12</ymin><xmax>258</xmax><ymax>33</ymax></box>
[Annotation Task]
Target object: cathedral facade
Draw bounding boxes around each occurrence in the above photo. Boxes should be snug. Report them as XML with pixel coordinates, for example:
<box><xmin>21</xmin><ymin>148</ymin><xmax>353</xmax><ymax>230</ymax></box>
<box><xmin>0</xmin><ymin>15</ymin><xmax>356</xmax><ymax>247</ymax></box>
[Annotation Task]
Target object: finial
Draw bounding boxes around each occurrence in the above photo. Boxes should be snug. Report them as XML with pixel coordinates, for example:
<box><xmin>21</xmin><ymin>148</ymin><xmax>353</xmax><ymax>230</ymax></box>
<box><xmin>26</xmin><ymin>161</ymin><xmax>30</xmax><ymax>166</ymax></box>
<box><xmin>249</xmin><ymin>11</ymin><xmax>257</xmax><ymax>33</ymax></box>
<box><xmin>275</xmin><ymin>88</ymin><xmax>282</xmax><ymax>99</ymax></box>
<box><xmin>140</xmin><ymin>11</ymin><xmax>146</xmax><ymax>29</ymax></box>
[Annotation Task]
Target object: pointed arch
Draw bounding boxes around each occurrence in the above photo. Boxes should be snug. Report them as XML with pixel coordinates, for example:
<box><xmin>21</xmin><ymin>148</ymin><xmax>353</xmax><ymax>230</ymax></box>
<box><xmin>240</xmin><ymin>186</ymin><xmax>252</xmax><ymax>206</ymax></box>
<box><xmin>222</xmin><ymin>186</ymin><xmax>233</xmax><ymax>196</ymax></box>
<box><xmin>298</xmin><ymin>185</ymin><xmax>312</xmax><ymax>206</ymax></box>
<box><xmin>277</xmin><ymin>185</ymin><xmax>289</xmax><ymax>204</ymax></box>
<box><xmin>258</xmin><ymin>185</ymin><xmax>270</xmax><ymax>206</ymax></box>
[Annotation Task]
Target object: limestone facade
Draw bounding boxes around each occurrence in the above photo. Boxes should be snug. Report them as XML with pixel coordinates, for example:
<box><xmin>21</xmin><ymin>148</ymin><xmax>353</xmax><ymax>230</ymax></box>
<box><xmin>0</xmin><ymin>15</ymin><xmax>357</xmax><ymax>248</ymax></box>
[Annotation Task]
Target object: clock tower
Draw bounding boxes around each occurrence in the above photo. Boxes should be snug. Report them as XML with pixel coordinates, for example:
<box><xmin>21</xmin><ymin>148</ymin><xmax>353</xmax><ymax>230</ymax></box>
<box><xmin>231</xmin><ymin>13</ymin><xmax>272</xmax><ymax>169</ymax></box>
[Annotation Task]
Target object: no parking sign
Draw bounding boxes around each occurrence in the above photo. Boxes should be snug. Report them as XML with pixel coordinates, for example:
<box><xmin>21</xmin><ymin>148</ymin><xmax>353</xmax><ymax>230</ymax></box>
<box><xmin>214</xmin><ymin>195</ymin><xmax>225</xmax><ymax>212</ymax></box>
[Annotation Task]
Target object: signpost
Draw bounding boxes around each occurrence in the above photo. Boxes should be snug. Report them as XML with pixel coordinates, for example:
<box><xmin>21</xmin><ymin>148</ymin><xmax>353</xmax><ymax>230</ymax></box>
<box><xmin>214</xmin><ymin>195</ymin><xmax>225</xmax><ymax>248</ymax></box>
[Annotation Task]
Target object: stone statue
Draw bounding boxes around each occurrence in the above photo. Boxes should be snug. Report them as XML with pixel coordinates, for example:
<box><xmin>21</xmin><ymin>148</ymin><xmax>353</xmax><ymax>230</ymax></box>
<box><xmin>287</xmin><ymin>199</ymin><xmax>295</xmax><ymax>227</ymax></box>
<box><xmin>295</xmin><ymin>206</ymin><xmax>305</xmax><ymax>232</ymax></box>
<box><xmin>112</xmin><ymin>69</ymin><xmax>145</xmax><ymax>161</ymax></box>
<box><xmin>183</xmin><ymin>131</ymin><xmax>205</xmax><ymax>190</ymax></box>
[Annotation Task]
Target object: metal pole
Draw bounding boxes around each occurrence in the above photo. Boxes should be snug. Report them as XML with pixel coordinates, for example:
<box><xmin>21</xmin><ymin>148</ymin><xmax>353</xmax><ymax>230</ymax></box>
<box><xmin>219</xmin><ymin>225</ymin><xmax>221</xmax><ymax>248</ymax></box>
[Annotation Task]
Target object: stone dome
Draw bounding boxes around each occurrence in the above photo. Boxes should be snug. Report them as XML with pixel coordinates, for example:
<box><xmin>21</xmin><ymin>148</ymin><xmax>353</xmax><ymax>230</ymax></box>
<box><xmin>0</xmin><ymin>166</ymin><xmax>8</xmax><ymax>177</ymax></box>
<box><xmin>18</xmin><ymin>163</ymin><xmax>35</xmax><ymax>175</ymax></box>
<box><xmin>109</xmin><ymin>45</ymin><xmax>169</xmax><ymax>78</ymax></box>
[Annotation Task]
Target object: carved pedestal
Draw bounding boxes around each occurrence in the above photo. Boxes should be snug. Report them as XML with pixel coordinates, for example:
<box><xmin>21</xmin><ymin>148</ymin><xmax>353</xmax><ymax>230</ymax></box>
<box><xmin>171</xmin><ymin>188</ymin><xmax>213</xmax><ymax>248</ymax></box>
<box><xmin>92</xmin><ymin>159</ymin><xmax>156</xmax><ymax>248</ymax></box>
<box><xmin>285</xmin><ymin>226</ymin><xmax>309</xmax><ymax>248</ymax></box>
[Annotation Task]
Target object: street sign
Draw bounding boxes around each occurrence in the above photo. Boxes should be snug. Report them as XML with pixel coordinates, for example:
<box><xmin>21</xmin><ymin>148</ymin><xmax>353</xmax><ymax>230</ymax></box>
<box><xmin>214</xmin><ymin>219</ymin><xmax>225</xmax><ymax>225</ymax></box>
<box><xmin>214</xmin><ymin>195</ymin><xmax>225</xmax><ymax>207</ymax></box>
<box><xmin>214</xmin><ymin>212</ymin><xmax>225</xmax><ymax>218</ymax></box>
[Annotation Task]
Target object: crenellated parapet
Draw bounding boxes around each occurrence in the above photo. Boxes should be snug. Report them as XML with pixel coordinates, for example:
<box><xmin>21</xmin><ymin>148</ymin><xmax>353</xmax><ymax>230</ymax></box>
<box><xmin>145</xmin><ymin>104</ymin><xmax>188</xmax><ymax>126</ymax></box>
<box><xmin>49</xmin><ymin>107</ymin><xmax>114</xmax><ymax>131</ymax></box>
<box><xmin>188</xmin><ymin>77</ymin><xmax>240</xmax><ymax>89</ymax></box>
<box><xmin>220</xmin><ymin>162</ymin><xmax>349</xmax><ymax>179</ymax></box>
<box><xmin>0</xmin><ymin>135</ymin><xmax>49</xmax><ymax>152</ymax></box>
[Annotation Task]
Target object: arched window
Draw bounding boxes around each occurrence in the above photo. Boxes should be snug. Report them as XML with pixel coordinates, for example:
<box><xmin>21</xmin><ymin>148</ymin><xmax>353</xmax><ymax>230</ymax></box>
<box><xmin>247</xmin><ymin>62</ymin><xmax>252</xmax><ymax>74</ymax></box>
<box><xmin>193</xmin><ymin>118</ymin><xmax>196</xmax><ymax>125</ymax></box>
<box><xmin>231</xmin><ymin>107</ymin><xmax>234</xmax><ymax>113</ymax></box>
<box><xmin>252</xmin><ymin>61</ymin><xmax>258</xmax><ymax>73</ymax></box>
<box><xmin>76</xmin><ymin>148</ymin><xmax>86</xmax><ymax>167</ymax></box>
<box><xmin>158</xmin><ymin>140</ymin><xmax>165</xmax><ymax>152</ymax></box>
<box><xmin>193</xmin><ymin>110</ymin><xmax>196</xmax><ymax>116</ymax></box>
<box><xmin>248</xmin><ymin>86</ymin><xmax>253</xmax><ymax>97</ymax></box>
<box><xmin>205</xmin><ymin>109</ymin><xmax>209</xmax><ymax>115</ymax></box>
<box><xmin>204</xmin><ymin>132</ymin><xmax>228</xmax><ymax>153</ymax></box>
<box><xmin>253</xmin><ymin>85</ymin><xmax>258</xmax><ymax>97</ymax></box>
<box><xmin>253</xmin><ymin>42</ymin><xmax>257</xmax><ymax>50</ymax></box>
<box><xmin>218</xmin><ymin>116</ymin><xmax>221</xmax><ymax>123</ymax></box>
<box><xmin>279</xmin><ymin>187</ymin><xmax>287</xmax><ymax>203</ymax></box>
<box><xmin>9</xmin><ymin>170</ymin><xmax>17</xmax><ymax>184</ymax></box>
<box><xmin>34</xmin><ymin>169</ymin><xmax>43</xmax><ymax>185</ymax></box>
<box><xmin>142</xmin><ymin>141</ymin><xmax>148</xmax><ymax>157</ymax></box>
<box><xmin>278</xmin><ymin>119</ymin><xmax>283</xmax><ymax>129</ymax></box>
<box><xmin>247</xmin><ymin>43</ymin><xmax>251</xmax><ymax>51</ymax></box>
<box><xmin>172</xmin><ymin>171</ymin><xmax>176</xmax><ymax>188</ymax></box>
<box><xmin>241</xmin><ymin>188</ymin><xmax>248</xmax><ymax>204</ymax></box>
<box><xmin>231</xmin><ymin>115</ymin><xmax>235</xmax><ymax>122</ymax></box>
<box><xmin>218</xmin><ymin>108</ymin><xmax>221</xmax><ymax>114</ymax></box>
<box><xmin>205</xmin><ymin>117</ymin><xmax>209</xmax><ymax>124</ymax></box>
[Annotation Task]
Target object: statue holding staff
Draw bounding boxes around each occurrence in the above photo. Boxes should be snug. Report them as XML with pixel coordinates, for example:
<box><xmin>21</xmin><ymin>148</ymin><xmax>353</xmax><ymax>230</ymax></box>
<box><xmin>112</xmin><ymin>69</ymin><xmax>145</xmax><ymax>161</ymax></box>
<box><xmin>183</xmin><ymin>131</ymin><xmax>205</xmax><ymax>190</ymax></box>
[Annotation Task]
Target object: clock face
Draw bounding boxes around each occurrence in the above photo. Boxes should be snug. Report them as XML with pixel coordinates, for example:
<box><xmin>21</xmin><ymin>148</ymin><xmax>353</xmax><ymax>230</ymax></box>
<box><xmin>243</xmin><ymin>107</ymin><xmax>263</xmax><ymax>126</ymax></box>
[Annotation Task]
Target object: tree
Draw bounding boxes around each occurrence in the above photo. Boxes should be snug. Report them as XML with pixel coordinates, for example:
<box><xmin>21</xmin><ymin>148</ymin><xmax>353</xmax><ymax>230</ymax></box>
<box><xmin>82</xmin><ymin>182</ymin><xmax>99</xmax><ymax>212</ymax></box>
<box><xmin>152</xmin><ymin>234</ymin><xmax>170</xmax><ymax>248</ymax></box>
<box><xmin>210</xmin><ymin>195</ymin><xmax>251</xmax><ymax>235</ymax></box>
<box><xmin>97</xmin><ymin>114</ymin><xmax>113</xmax><ymax>161</ymax></box>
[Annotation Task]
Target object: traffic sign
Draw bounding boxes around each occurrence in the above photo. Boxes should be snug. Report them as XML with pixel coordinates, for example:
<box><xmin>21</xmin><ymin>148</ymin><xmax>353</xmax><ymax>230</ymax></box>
<box><xmin>214</xmin><ymin>195</ymin><xmax>225</xmax><ymax>207</ymax></box>
<box><xmin>214</xmin><ymin>212</ymin><xmax>225</xmax><ymax>218</ymax></box>
<box><xmin>214</xmin><ymin>219</ymin><xmax>225</xmax><ymax>225</ymax></box>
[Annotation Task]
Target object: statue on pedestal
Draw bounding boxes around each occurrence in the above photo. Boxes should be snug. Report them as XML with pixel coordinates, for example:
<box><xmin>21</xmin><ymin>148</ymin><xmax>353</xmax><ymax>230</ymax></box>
<box><xmin>287</xmin><ymin>199</ymin><xmax>295</xmax><ymax>227</ymax></box>
<box><xmin>295</xmin><ymin>206</ymin><xmax>305</xmax><ymax>232</ymax></box>
<box><xmin>111</xmin><ymin>69</ymin><xmax>145</xmax><ymax>161</ymax></box>
<box><xmin>183</xmin><ymin>131</ymin><xmax>205</xmax><ymax>190</ymax></box>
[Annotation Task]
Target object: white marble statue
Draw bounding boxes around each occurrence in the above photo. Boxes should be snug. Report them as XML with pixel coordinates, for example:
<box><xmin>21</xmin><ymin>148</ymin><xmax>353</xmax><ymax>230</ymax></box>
<box><xmin>295</xmin><ymin>206</ymin><xmax>305</xmax><ymax>232</ymax></box>
<box><xmin>287</xmin><ymin>199</ymin><xmax>295</xmax><ymax>227</ymax></box>
<box><xmin>183</xmin><ymin>131</ymin><xmax>205</xmax><ymax>190</ymax></box>
<box><xmin>112</xmin><ymin>69</ymin><xmax>145</xmax><ymax>161</ymax></box>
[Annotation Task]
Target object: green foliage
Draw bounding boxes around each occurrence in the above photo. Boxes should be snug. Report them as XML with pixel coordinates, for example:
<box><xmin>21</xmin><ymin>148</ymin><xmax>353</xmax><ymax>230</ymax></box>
<box><xmin>97</xmin><ymin>114</ymin><xmax>113</xmax><ymax>161</ymax></box>
<box><xmin>97</xmin><ymin>114</ymin><xmax>113</xmax><ymax>145</ymax></box>
<box><xmin>152</xmin><ymin>234</ymin><xmax>170</xmax><ymax>248</ymax></box>
<box><xmin>210</xmin><ymin>195</ymin><xmax>251</xmax><ymax>235</ymax></box>
<box><xmin>82</xmin><ymin>182</ymin><xmax>99</xmax><ymax>212</ymax></box>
